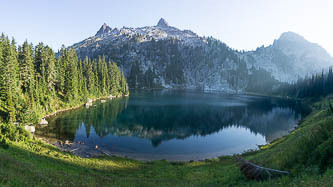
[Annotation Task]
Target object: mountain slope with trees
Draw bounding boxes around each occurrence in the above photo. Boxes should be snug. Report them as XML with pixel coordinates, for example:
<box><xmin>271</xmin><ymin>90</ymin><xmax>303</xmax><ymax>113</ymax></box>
<box><xmin>69</xmin><ymin>19</ymin><xmax>333</xmax><ymax>92</ymax></box>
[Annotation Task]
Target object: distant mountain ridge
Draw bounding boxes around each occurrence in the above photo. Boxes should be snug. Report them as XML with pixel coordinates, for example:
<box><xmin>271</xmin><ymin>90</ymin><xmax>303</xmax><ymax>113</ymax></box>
<box><xmin>69</xmin><ymin>18</ymin><xmax>333</xmax><ymax>92</ymax></box>
<box><xmin>241</xmin><ymin>31</ymin><xmax>333</xmax><ymax>82</ymax></box>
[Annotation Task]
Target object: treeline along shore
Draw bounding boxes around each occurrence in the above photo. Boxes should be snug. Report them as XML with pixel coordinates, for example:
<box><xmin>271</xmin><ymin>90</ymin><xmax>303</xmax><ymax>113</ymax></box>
<box><xmin>0</xmin><ymin>34</ymin><xmax>129</xmax><ymax>126</ymax></box>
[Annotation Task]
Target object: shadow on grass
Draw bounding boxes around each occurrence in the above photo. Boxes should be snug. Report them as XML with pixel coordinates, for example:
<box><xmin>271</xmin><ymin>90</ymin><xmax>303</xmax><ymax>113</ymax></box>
<box><xmin>0</xmin><ymin>141</ymin><xmax>246</xmax><ymax>186</ymax></box>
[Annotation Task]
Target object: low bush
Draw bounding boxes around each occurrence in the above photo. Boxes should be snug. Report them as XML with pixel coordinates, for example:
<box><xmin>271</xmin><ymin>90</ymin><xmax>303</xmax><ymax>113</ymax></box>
<box><xmin>0</xmin><ymin>123</ymin><xmax>31</xmax><ymax>148</ymax></box>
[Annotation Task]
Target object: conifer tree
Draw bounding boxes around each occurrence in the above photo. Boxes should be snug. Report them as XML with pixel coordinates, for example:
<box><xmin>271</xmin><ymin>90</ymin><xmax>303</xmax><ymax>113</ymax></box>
<box><xmin>77</xmin><ymin>59</ymin><xmax>84</xmax><ymax>99</ymax></box>
<box><xmin>55</xmin><ymin>46</ymin><xmax>69</xmax><ymax>95</ymax></box>
<box><xmin>34</xmin><ymin>43</ymin><xmax>45</xmax><ymax>76</ymax></box>
<box><xmin>0</xmin><ymin>37</ymin><xmax>20</xmax><ymax>122</ymax></box>
<box><xmin>98</xmin><ymin>56</ymin><xmax>108</xmax><ymax>95</ymax></box>
<box><xmin>45</xmin><ymin>46</ymin><xmax>56</xmax><ymax>94</ymax></box>
<box><xmin>63</xmin><ymin>49</ymin><xmax>79</xmax><ymax>102</ymax></box>
<box><xmin>109</xmin><ymin>62</ymin><xmax>120</xmax><ymax>95</ymax></box>
<box><xmin>0</xmin><ymin>34</ymin><xmax>7</xmax><ymax>117</ymax></box>
<box><xmin>18</xmin><ymin>41</ymin><xmax>35</xmax><ymax>98</ymax></box>
<box><xmin>84</xmin><ymin>57</ymin><xmax>95</xmax><ymax>96</ymax></box>
<box><xmin>92</xmin><ymin>59</ymin><xmax>100</xmax><ymax>95</ymax></box>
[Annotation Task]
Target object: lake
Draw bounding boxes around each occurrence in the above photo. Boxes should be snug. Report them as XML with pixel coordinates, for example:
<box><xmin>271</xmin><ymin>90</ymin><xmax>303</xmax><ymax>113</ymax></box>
<box><xmin>37</xmin><ymin>90</ymin><xmax>308</xmax><ymax>161</ymax></box>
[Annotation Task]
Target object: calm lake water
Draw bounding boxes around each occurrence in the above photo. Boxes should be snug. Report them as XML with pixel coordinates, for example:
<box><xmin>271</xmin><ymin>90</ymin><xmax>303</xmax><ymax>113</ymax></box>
<box><xmin>38</xmin><ymin>90</ymin><xmax>308</xmax><ymax>161</ymax></box>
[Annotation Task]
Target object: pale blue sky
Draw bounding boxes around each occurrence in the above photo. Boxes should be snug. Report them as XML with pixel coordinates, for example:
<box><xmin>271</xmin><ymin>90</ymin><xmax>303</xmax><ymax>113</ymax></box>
<box><xmin>1</xmin><ymin>0</ymin><xmax>333</xmax><ymax>54</ymax></box>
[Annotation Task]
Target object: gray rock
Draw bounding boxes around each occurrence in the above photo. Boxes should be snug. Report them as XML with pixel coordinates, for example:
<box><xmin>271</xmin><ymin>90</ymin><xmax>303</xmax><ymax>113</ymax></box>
<box><xmin>85</xmin><ymin>98</ymin><xmax>93</xmax><ymax>107</ymax></box>
<box><xmin>24</xmin><ymin>125</ymin><xmax>35</xmax><ymax>134</ymax></box>
<box><xmin>40</xmin><ymin>118</ymin><xmax>48</xmax><ymax>125</ymax></box>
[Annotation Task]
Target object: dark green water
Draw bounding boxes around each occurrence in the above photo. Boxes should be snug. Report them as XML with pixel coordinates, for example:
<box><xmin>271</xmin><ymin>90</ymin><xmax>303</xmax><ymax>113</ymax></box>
<box><xmin>38</xmin><ymin>90</ymin><xmax>308</xmax><ymax>161</ymax></box>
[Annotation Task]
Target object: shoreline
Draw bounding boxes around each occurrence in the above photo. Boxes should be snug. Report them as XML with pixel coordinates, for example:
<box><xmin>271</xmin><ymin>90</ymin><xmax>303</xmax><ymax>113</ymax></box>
<box><xmin>131</xmin><ymin>88</ymin><xmax>303</xmax><ymax>101</ymax></box>
<box><xmin>42</xmin><ymin>94</ymin><xmax>128</xmax><ymax>119</ymax></box>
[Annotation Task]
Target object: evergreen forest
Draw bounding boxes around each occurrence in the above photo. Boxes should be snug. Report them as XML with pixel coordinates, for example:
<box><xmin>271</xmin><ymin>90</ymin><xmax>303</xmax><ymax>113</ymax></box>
<box><xmin>0</xmin><ymin>34</ymin><xmax>129</xmax><ymax>124</ymax></box>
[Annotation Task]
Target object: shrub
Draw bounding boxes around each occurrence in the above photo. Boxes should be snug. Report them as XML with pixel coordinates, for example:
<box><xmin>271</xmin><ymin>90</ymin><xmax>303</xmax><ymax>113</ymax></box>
<box><xmin>0</xmin><ymin>123</ymin><xmax>31</xmax><ymax>148</ymax></box>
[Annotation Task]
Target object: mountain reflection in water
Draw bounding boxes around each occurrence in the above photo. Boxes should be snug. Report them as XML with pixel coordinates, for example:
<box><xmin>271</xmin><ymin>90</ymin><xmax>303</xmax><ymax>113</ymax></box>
<box><xmin>38</xmin><ymin>90</ymin><xmax>308</xmax><ymax>160</ymax></box>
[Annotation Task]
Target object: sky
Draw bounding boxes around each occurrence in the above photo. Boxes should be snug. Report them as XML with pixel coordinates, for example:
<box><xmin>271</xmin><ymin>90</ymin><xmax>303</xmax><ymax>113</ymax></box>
<box><xmin>1</xmin><ymin>0</ymin><xmax>333</xmax><ymax>55</ymax></box>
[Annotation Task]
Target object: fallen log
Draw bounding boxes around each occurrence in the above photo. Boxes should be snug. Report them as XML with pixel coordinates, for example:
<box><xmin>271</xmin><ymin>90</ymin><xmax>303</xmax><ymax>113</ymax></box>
<box><xmin>70</xmin><ymin>148</ymin><xmax>80</xmax><ymax>153</ymax></box>
<box><xmin>236</xmin><ymin>156</ymin><xmax>289</xmax><ymax>180</ymax></box>
<box><xmin>100</xmin><ymin>150</ymin><xmax>110</xmax><ymax>156</ymax></box>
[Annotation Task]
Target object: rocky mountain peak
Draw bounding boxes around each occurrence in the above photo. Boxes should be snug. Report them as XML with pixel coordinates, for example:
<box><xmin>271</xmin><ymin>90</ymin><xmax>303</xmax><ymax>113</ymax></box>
<box><xmin>95</xmin><ymin>23</ymin><xmax>112</xmax><ymax>36</ymax></box>
<box><xmin>157</xmin><ymin>18</ymin><xmax>169</xmax><ymax>28</ymax></box>
<box><xmin>278</xmin><ymin>31</ymin><xmax>306</xmax><ymax>43</ymax></box>
<box><xmin>273</xmin><ymin>31</ymin><xmax>312</xmax><ymax>53</ymax></box>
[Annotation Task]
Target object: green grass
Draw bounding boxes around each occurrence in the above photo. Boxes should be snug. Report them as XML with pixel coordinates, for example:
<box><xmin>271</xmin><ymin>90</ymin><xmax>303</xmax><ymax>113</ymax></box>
<box><xmin>1</xmin><ymin>98</ymin><xmax>333</xmax><ymax>186</ymax></box>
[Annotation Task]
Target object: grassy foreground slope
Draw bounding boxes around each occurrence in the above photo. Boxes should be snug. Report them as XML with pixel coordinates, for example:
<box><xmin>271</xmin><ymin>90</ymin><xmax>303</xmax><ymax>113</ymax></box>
<box><xmin>1</xmin><ymin>98</ymin><xmax>333</xmax><ymax>186</ymax></box>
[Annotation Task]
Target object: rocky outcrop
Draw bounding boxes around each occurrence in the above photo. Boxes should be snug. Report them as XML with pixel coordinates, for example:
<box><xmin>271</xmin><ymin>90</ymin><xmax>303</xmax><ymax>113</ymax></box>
<box><xmin>95</xmin><ymin>23</ymin><xmax>112</xmax><ymax>36</ymax></box>
<box><xmin>157</xmin><ymin>18</ymin><xmax>169</xmax><ymax>28</ymax></box>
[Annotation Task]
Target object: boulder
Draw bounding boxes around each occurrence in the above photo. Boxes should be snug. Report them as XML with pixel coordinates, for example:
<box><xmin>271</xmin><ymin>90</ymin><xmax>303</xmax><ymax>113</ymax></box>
<box><xmin>85</xmin><ymin>98</ymin><xmax>93</xmax><ymax>107</ymax></box>
<box><xmin>40</xmin><ymin>118</ymin><xmax>48</xmax><ymax>125</ymax></box>
<box><xmin>24</xmin><ymin>125</ymin><xmax>35</xmax><ymax>134</ymax></box>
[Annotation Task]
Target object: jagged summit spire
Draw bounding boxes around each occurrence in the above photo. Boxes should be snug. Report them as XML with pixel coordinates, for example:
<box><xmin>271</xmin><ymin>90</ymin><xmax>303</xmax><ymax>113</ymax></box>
<box><xmin>95</xmin><ymin>23</ymin><xmax>112</xmax><ymax>36</ymax></box>
<box><xmin>157</xmin><ymin>18</ymin><xmax>169</xmax><ymax>27</ymax></box>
